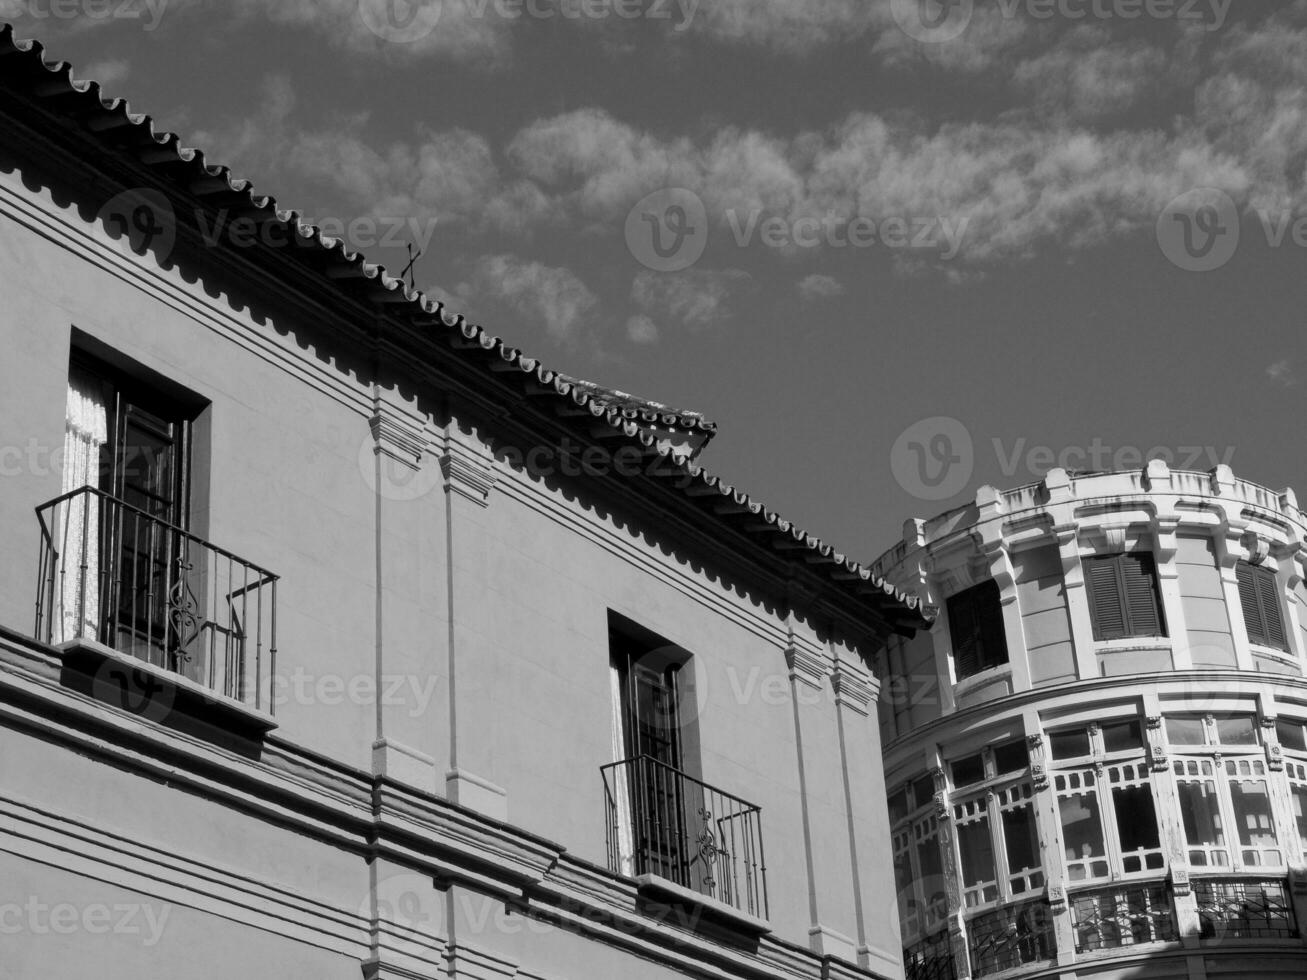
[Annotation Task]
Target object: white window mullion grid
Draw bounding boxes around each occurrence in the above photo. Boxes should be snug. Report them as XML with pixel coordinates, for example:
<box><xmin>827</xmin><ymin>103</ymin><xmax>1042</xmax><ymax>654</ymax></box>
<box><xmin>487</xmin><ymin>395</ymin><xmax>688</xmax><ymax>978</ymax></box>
<box><xmin>1103</xmin><ymin>760</ymin><xmax>1167</xmax><ymax>876</ymax></box>
<box><xmin>1285</xmin><ymin>759</ymin><xmax>1307</xmax><ymax>867</ymax></box>
<box><xmin>995</xmin><ymin>781</ymin><xmax>1044</xmax><ymax>899</ymax></box>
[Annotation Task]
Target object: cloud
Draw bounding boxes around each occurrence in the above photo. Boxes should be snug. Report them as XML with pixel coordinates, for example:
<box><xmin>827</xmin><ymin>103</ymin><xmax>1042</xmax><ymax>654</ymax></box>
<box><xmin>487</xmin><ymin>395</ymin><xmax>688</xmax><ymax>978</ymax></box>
<box><xmin>471</xmin><ymin>254</ymin><xmax>599</xmax><ymax>343</ymax></box>
<box><xmin>625</xmin><ymin>314</ymin><xmax>660</xmax><ymax>344</ymax></box>
<box><xmin>80</xmin><ymin>58</ymin><xmax>131</xmax><ymax>87</ymax></box>
<box><xmin>1011</xmin><ymin>27</ymin><xmax>1169</xmax><ymax>123</ymax></box>
<box><xmin>230</xmin><ymin>0</ymin><xmax>514</xmax><ymax>63</ymax></box>
<box><xmin>688</xmin><ymin>0</ymin><xmax>888</xmax><ymax>53</ymax></box>
<box><xmin>1267</xmin><ymin>359</ymin><xmax>1298</xmax><ymax>388</ymax></box>
<box><xmin>797</xmin><ymin>274</ymin><xmax>844</xmax><ymax>300</ymax></box>
<box><xmin>631</xmin><ymin>269</ymin><xmax>750</xmax><ymax>330</ymax></box>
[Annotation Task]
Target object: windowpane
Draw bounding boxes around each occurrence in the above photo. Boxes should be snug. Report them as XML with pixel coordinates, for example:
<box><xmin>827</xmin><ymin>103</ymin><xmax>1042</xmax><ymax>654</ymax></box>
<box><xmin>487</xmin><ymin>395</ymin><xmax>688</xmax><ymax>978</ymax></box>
<box><xmin>1050</xmin><ymin>728</ymin><xmax>1091</xmax><ymax>760</ymax></box>
<box><xmin>1214</xmin><ymin>714</ymin><xmax>1258</xmax><ymax>746</ymax></box>
<box><xmin>1291</xmin><ymin>783</ymin><xmax>1307</xmax><ymax>850</ymax></box>
<box><xmin>1166</xmin><ymin>716</ymin><xmax>1206</xmax><ymax>746</ymax></box>
<box><xmin>1113</xmin><ymin>784</ymin><xmax>1161</xmax><ymax>854</ymax></box>
<box><xmin>957</xmin><ymin>817</ymin><xmax>996</xmax><ymax>889</ymax></box>
<box><xmin>1058</xmin><ymin>789</ymin><xmax>1107</xmax><ymax>881</ymax></box>
<box><xmin>911</xmin><ymin>774</ymin><xmax>937</xmax><ymax>810</ymax></box>
<box><xmin>1229</xmin><ymin>779</ymin><xmax>1280</xmax><ymax>865</ymax></box>
<box><xmin>994</xmin><ymin>740</ymin><xmax>1030</xmax><ymax>775</ymax></box>
<box><xmin>952</xmin><ymin>754</ymin><xmax>985</xmax><ymax>788</ymax></box>
<box><xmin>1003</xmin><ymin>804</ymin><xmax>1040</xmax><ymax>875</ymax></box>
<box><xmin>948</xmin><ymin>579</ymin><xmax>1008</xmax><ymax>679</ymax></box>
<box><xmin>1102</xmin><ymin>719</ymin><xmax>1142</xmax><ymax>753</ymax></box>
<box><xmin>1277</xmin><ymin>719</ymin><xmax>1307</xmax><ymax>753</ymax></box>
<box><xmin>1176</xmin><ymin>779</ymin><xmax>1226</xmax><ymax>865</ymax></box>
<box><xmin>889</xmin><ymin>787</ymin><xmax>911</xmax><ymax>825</ymax></box>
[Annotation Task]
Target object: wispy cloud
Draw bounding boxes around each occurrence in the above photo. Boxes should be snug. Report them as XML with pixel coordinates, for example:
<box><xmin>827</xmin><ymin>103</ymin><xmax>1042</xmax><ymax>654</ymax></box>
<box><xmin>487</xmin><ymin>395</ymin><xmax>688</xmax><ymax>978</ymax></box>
<box><xmin>797</xmin><ymin>273</ymin><xmax>844</xmax><ymax>300</ymax></box>
<box><xmin>631</xmin><ymin>269</ymin><xmax>751</xmax><ymax>330</ymax></box>
<box><xmin>471</xmin><ymin>254</ymin><xmax>599</xmax><ymax>344</ymax></box>
<box><xmin>1267</xmin><ymin>359</ymin><xmax>1298</xmax><ymax>387</ymax></box>
<box><xmin>625</xmin><ymin>314</ymin><xmax>659</xmax><ymax>345</ymax></box>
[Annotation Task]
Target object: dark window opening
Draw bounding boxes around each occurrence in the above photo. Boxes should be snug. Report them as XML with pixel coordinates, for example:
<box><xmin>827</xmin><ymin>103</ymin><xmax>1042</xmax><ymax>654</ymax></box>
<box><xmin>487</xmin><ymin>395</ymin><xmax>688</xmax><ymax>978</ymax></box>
<box><xmin>947</xmin><ymin>579</ymin><xmax>1008</xmax><ymax>680</ymax></box>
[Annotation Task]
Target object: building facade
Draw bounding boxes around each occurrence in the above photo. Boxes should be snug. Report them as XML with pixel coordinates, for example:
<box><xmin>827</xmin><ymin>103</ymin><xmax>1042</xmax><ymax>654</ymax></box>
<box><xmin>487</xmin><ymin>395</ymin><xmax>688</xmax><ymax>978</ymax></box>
<box><xmin>872</xmin><ymin>464</ymin><xmax>1307</xmax><ymax>980</ymax></box>
<box><xmin>0</xmin><ymin>27</ymin><xmax>926</xmax><ymax>980</ymax></box>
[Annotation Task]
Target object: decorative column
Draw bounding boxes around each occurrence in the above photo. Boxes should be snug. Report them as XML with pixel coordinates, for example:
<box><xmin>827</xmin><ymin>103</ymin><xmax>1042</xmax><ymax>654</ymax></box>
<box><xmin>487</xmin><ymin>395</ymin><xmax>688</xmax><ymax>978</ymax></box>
<box><xmin>368</xmin><ymin>390</ymin><xmax>444</xmax><ymax>791</ymax></box>
<box><xmin>784</xmin><ymin>617</ymin><xmax>859</xmax><ymax>963</ymax></box>
<box><xmin>832</xmin><ymin>653</ymin><xmax>902</xmax><ymax>978</ymax></box>
<box><xmin>441</xmin><ymin>420</ymin><xmax>507</xmax><ymax>820</ymax></box>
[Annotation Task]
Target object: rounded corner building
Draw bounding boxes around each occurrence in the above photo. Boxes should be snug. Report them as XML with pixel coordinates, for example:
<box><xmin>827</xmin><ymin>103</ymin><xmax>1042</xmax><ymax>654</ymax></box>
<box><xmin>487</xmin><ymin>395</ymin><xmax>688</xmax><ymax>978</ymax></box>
<box><xmin>870</xmin><ymin>462</ymin><xmax>1307</xmax><ymax>980</ymax></box>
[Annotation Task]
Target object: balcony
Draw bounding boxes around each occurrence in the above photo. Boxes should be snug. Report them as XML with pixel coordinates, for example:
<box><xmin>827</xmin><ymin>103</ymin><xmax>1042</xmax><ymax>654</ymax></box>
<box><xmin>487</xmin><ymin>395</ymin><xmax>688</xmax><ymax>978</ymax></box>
<box><xmin>35</xmin><ymin>486</ymin><xmax>278</xmax><ymax>719</ymax></box>
<box><xmin>1070</xmin><ymin>882</ymin><xmax>1175</xmax><ymax>953</ymax></box>
<box><xmin>904</xmin><ymin>928</ymin><xmax>957</xmax><ymax>980</ymax></box>
<box><xmin>967</xmin><ymin>898</ymin><xmax>1056</xmax><ymax>978</ymax></box>
<box><xmin>601</xmin><ymin>755</ymin><xmax>769</xmax><ymax>927</ymax></box>
<box><xmin>1194</xmin><ymin>878</ymin><xmax>1298</xmax><ymax>941</ymax></box>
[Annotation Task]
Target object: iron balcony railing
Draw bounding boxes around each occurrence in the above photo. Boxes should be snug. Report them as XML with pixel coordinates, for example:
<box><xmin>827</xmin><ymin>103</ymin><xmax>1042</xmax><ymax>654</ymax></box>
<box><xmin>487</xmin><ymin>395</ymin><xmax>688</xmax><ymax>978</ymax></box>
<box><xmin>1194</xmin><ymin>877</ymin><xmax>1298</xmax><ymax>941</ymax></box>
<box><xmin>1070</xmin><ymin>881</ymin><xmax>1176</xmax><ymax>953</ymax></box>
<box><xmin>35</xmin><ymin>485</ymin><xmax>278</xmax><ymax>712</ymax></box>
<box><xmin>601</xmin><ymin>755</ymin><xmax>768</xmax><ymax>920</ymax></box>
<box><xmin>967</xmin><ymin>898</ymin><xmax>1056</xmax><ymax>978</ymax></box>
<box><xmin>904</xmin><ymin>928</ymin><xmax>958</xmax><ymax>980</ymax></box>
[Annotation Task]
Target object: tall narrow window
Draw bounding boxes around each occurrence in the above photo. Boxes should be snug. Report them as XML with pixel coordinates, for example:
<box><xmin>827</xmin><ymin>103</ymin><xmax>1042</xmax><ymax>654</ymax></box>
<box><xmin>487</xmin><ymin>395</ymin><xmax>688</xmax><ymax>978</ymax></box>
<box><xmin>1237</xmin><ymin>561</ymin><xmax>1287</xmax><ymax>651</ymax></box>
<box><xmin>610</xmin><ymin>629</ymin><xmax>686</xmax><ymax>885</ymax></box>
<box><xmin>1084</xmin><ymin>552</ymin><xmax>1166</xmax><ymax>641</ymax></box>
<box><xmin>947</xmin><ymin>579</ymin><xmax>1008</xmax><ymax>679</ymax></box>
<box><xmin>55</xmin><ymin>355</ymin><xmax>195</xmax><ymax>670</ymax></box>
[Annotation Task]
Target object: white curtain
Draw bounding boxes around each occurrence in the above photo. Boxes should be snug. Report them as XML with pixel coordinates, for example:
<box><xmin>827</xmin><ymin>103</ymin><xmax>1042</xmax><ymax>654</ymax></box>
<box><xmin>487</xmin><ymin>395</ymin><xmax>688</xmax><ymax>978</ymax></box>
<box><xmin>54</xmin><ymin>376</ymin><xmax>108</xmax><ymax>643</ymax></box>
<box><xmin>609</xmin><ymin>664</ymin><xmax>636</xmax><ymax>876</ymax></box>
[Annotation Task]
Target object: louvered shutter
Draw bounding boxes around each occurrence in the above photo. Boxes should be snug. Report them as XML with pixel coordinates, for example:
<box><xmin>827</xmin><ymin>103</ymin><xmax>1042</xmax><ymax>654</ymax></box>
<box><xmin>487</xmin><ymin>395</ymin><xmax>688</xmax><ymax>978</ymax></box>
<box><xmin>1086</xmin><ymin>555</ymin><xmax>1127</xmax><ymax>640</ymax></box>
<box><xmin>1245</xmin><ymin>562</ymin><xmax>1288</xmax><ymax>651</ymax></box>
<box><xmin>1237</xmin><ymin>562</ymin><xmax>1267</xmax><ymax>647</ymax></box>
<box><xmin>1121</xmin><ymin>553</ymin><xmax>1164</xmax><ymax>637</ymax></box>
<box><xmin>948</xmin><ymin>587</ymin><xmax>981</xmax><ymax>679</ymax></box>
<box><xmin>976</xmin><ymin>579</ymin><xmax>1009</xmax><ymax>671</ymax></box>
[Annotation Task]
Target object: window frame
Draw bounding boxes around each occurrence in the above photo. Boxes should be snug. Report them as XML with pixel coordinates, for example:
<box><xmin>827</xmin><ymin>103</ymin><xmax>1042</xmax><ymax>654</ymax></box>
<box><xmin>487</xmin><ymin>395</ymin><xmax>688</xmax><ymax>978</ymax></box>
<box><xmin>946</xmin><ymin>578</ymin><xmax>1009</xmax><ymax>681</ymax></box>
<box><xmin>947</xmin><ymin>738</ymin><xmax>1044</xmax><ymax>913</ymax></box>
<box><xmin>1083</xmin><ymin>551</ymin><xmax>1168</xmax><ymax>642</ymax></box>
<box><xmin>888</xmin><ymin>773</ymin><xmax>949</xmax><ymax>946</ymax></box>
<box><xmin>1048</xmin><ymin>718</ymin><xmax>1164</xmax><ymax>886</ymax></box>
<box><xmin>1163</xmin><ymin>712</ymin><xmax>1285</xmax><ymax>871</ymax></box>
<box><xmin>1236</xmin><ymin>560</ymin><xmax>1288</xmax><ymax>652</ymax></box>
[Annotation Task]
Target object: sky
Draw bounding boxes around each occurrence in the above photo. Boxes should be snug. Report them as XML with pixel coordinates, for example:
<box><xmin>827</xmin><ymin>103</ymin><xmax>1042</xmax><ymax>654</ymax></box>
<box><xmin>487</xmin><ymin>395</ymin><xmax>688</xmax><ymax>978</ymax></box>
<box><xmin>9</xmin><ymin>0</ymin><xmax>1307</xmax><ymax>565</ymax></box>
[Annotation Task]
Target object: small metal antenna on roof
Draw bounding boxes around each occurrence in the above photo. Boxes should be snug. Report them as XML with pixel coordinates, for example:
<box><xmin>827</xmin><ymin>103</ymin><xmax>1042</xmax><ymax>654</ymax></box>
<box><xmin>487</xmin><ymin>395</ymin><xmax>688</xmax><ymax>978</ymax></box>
<box><xmin>400</xmin><ymin>242</ymin><xmax>424</xmax><ymax>291</ymax></box>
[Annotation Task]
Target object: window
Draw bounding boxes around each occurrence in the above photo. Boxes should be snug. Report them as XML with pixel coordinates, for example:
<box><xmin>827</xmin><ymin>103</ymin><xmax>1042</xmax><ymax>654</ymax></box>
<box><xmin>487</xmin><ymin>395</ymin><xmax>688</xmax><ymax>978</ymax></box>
<box><xmin>1165</xmin><ymin>713</ymin><xmax>1283</xmax><ymax>870</ymax></box>
<box><xmin>1049</xmin><ymin>719</ymin><xmax>1163</xmax><ymax>882</ymax></box>
<box><xmin>946</xmin><ymin>579</ymin><xmax>1008</xmax><ymax>679</ymax></box>
<box><xmin>1084</xmin><ymin>552</ymin><xmax>1166</xmax><ymax>641</ymax></box>
<box><xmin>1287</xmin><ymin>761</ymin><xmax>1307</xmax><ymax>852</ymax></box>
<box><xmin>1237</xmin><ymin>561</ymin><xmax>1288</xmax><ymax>651</ymax></box>
<box><xmin>889</xmin><ymin>774</ymin><xmax>948</xmax><ymax>945</ymax></box>
<box><xmin>949</xmin><ymin>739</ymin><xmax>1044</xmax><ymax>910</ymax></box>
<box><xmin>54</xmin><ymin>351</ymin><xmax>203</xmax><ymax>668</ymax></box>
